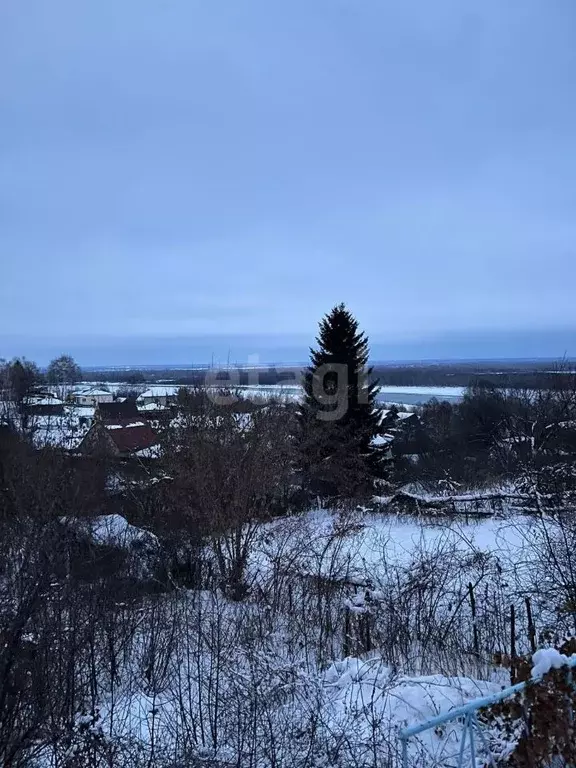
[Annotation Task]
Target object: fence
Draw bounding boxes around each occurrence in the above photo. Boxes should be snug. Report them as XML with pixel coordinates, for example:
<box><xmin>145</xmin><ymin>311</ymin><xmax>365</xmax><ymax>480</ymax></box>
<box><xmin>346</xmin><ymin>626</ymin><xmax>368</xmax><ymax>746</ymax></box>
<box><xmin>398</xmin><ymin>656</ymin><xmax>576</xmax><ymax>768</ymax></box>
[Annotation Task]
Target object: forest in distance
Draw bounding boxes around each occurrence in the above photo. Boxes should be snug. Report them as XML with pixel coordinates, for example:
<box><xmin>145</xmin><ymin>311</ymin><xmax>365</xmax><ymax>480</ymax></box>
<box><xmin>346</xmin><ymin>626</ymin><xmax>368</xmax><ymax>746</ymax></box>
<box><xmin>82</xmin><ymin>358</ymin><xmax>576</xmax><ymax>389</ymax></box>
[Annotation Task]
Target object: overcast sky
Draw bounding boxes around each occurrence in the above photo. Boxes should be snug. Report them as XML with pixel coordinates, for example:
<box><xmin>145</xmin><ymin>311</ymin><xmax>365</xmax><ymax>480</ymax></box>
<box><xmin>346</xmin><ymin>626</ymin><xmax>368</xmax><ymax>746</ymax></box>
<box><xmin>1</xmin><ymin>0</ymin><xmax>575</xmax><ymax>364</ymax></box>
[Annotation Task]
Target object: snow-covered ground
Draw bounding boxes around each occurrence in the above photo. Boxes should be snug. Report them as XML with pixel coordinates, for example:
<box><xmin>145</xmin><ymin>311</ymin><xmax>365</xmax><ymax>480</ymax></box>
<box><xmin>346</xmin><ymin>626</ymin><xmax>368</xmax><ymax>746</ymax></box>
<box><xmin>29</xmin><ymin>407</ymin><xmax>93</xmax><ymax>450</ymax></box>
<box><xmin>251</xmin><ymin>508</ymin><xmax>526</xmax><ymax>584</ymax></box>
<box><xmin>90</xmin><ymin>650</ymin><xmax>506</xmax><ymax>768</ymax></box>
<box><xmin>11</xmin><ymin>506</ymin><xmax>560</xmax><ymax>766</ymax></box>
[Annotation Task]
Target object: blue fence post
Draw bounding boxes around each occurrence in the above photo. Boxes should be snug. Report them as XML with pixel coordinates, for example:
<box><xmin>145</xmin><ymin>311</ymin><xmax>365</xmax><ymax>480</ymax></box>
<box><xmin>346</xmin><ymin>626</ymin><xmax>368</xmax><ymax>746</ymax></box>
<box><xmin>456</xmin><ymin>714</ymin><xmax>469</xmax><ymax>768</ymax></box>
<box><xmin>401</xmin><ymin>733</ymin><xmax>408</xmax><ymax>768</ymax></box>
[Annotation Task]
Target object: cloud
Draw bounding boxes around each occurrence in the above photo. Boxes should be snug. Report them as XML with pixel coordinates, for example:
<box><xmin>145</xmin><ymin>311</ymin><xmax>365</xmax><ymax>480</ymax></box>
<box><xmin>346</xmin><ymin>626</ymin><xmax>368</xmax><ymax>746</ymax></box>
<box><xmin>1</xmin><ymin>0</ymin><xmax>575</xmax><ymax>355</ymax></box>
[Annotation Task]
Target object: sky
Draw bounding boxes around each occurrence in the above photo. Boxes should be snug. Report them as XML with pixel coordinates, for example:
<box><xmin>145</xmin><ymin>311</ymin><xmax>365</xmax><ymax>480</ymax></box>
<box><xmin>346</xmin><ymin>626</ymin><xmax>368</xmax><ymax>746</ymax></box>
<box><xmin>1</xmin><ymin>0</ymin><xmax>576</xmax><ymax>365</ymax></box>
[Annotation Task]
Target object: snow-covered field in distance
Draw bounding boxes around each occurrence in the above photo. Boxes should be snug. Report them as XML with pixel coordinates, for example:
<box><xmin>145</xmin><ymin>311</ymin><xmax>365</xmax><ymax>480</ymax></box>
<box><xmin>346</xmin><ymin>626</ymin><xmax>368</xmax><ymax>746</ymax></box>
<box><xmin>74</xmin><ymin>381</ymin><xmax>466</xmax><ymax>405</ymax></box>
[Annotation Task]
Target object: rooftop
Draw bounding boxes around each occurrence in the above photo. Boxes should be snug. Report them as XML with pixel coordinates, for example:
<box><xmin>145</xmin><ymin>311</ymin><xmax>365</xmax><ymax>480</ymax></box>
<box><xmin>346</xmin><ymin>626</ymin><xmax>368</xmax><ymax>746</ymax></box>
<box><xmin>96</xmin><ymin>400</ymin><xmax>140</xmax><ymax>421</ymax></box>
<box><xmin>106</xmin><ymin>422</ymin><xmax>158</xmax><ymax>454</ymax></box>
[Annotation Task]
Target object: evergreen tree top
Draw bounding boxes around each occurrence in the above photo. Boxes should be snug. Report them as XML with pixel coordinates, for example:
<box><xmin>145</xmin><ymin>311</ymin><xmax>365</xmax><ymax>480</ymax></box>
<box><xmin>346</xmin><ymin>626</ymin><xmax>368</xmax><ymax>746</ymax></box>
<box><xmin>310</xmin><ymin>303</ymin><xmax>371</xmax><ymax>373</ymax></box>
<box><xmin>302</xmin><ymin>303</ymin><xmax>381</xmax><ymax>416</ymax></box>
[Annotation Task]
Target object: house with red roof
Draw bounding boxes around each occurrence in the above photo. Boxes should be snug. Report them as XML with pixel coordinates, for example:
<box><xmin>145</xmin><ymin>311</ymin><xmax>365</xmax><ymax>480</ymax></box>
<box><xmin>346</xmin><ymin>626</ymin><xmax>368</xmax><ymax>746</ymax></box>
<box><xmin>78</xmin><ymin>402</ymin><xmax>160</xmax><ymax>458</ymax></box>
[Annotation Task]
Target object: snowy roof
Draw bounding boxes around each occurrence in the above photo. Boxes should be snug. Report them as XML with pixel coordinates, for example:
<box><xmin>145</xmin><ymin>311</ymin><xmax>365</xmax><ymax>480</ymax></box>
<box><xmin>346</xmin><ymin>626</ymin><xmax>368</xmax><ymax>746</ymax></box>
<box><xmin>75</xmin><ymin>387</ymin><xmax>111</xmax><ymax>397</ymax></box>
<box><xmin>137</xmin><ymin>386</ymin><xmax>179</xmax><ymax>399</ymax></box>
<box><xmin>97</xmin><ymin>400</ymin><xmax>140</xmax><ymax>421</ymax></box>
<box><xmin>372</xmin><ymin>433</ymin><xmax>395</xmax><ymax>446</ymax></box>
<box><xmin>137</xmin><ymin>401</ymin><xmax>167</xmax><ymax>411</ymax></box>
<box><xmin>29</xmin><ymin>410</ymin><xmax>91</xmax><ymax>450</ymax></box>
<box><xmin>27</xmin><ymin>395</ymin><xmax>65</xmax><ymax>406</ymax></box>
<box><xmin>104</xmin><ymin>422</ymin><xmax>159</xmax><ymax>454</ymax></box>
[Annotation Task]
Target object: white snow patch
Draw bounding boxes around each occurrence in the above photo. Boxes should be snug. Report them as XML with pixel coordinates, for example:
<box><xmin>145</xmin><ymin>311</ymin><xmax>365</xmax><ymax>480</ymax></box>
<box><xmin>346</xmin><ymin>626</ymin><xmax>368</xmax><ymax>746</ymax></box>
<box><xmin>134</xmin><ymin>444</ymin><xmax>161</xmax><ymax>458</ymax></box>
<box><xmin>531</xmin><ymin>648</ymin><xmax>576</xmax><ymax>679</ymax></box>
<box><xmin>90</xmin><ymin>514</ymin><xmax>159</xmax><ymax>550</ymax></box>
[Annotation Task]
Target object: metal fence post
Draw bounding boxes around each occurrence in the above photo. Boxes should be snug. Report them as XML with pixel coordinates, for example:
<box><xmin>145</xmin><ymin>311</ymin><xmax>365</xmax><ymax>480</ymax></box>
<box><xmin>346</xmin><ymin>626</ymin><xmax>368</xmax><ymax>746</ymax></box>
<box><xmin>468</xmin><ymin>714</ymin><xmax>477</xmax><ymax>768</ymax></box>
<box><xmin>401</xmin><ymin>734</ymin><xmax>408</xmax><ymax>768</ymax></box>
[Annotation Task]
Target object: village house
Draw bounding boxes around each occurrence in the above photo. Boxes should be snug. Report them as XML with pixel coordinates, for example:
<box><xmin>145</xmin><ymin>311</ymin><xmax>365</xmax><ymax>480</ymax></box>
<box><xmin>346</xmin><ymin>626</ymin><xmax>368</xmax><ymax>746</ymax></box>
<box><xmin>78</xmin><ymin>399</ymin><xmax>159</xmax><ymax>459</ymax></box>
<box><xmin>23</xmin><ymin>393</ymin><xmax>65</xmax><ymax>417</ymax></box>
<box><xmin>376</xmin><ymin>408</ymin><xmax>425</xmax><ymax>459</ymax></box>
<box><xmin>72</xmin><ymin>386</ymin><xmax>114</xmax><ymax>406</ymax></box>
<box><xmin>136</xmin><ymin>386</ymin><xmax>179</xmax><ymax>408</ymax></box>
<box><xmin>95</xmin><ymin>400</ymin><xmax>141</xmax><ymax>422</ymax></box>
<box><xmin>371</xmin><ymin>432</ymin><xmax>395</xmax><ymax>461</ymax></box>
<box><xmin>137</xmin><ymin>400</ymin><xmax>170</xmax><ymax>415</ymax></box>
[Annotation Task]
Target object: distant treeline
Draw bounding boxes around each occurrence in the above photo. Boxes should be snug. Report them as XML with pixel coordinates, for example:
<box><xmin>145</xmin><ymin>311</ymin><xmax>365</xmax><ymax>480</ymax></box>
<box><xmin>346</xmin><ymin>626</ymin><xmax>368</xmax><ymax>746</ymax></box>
<box><xmin>86</xmin><ymin>367</ymin><xmax>305</xmax><ymax>387</ymax></box>
<box><xmin>85</xmin><ymin>360</ymin><xmax>576</xmax><ymax>390</ymax></box>
<box><xmin>373</xmin><ymin>363</ymin><xmax>575</xmax><ymax>390</ymax></box>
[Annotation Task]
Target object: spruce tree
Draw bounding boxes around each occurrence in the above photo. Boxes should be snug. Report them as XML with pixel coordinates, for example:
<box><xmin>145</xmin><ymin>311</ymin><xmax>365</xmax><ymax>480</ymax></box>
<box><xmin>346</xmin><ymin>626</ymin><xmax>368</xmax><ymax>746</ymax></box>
<box><xmin>298</xmin><ymin>304</ymin><xmax>384</xmax><ymax>498</ymax></box>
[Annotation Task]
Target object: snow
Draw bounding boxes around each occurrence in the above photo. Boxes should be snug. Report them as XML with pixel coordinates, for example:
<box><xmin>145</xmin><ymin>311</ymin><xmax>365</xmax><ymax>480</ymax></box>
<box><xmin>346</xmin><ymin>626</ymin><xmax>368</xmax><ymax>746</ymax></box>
<box><xmin>531</xmin><ymin>648</ymin><xmax>576</xmax><ymax>679</ymax></box>
<box><xmin>88</xmin><ymin>648</ymin><xmax>506</xmax><ymax>768</ymax></box>
<box><xmin>252</xmin><ymin>508</ymin><xmax>526</xmax><ymax>585</ymax></box>
<box><xmin>62</xmin><ymin>382</ymin><xmax>465</xmax><ymax>408</ymax></box>
<box><xmin>378</xmin><ymin>386</ymin><xmax>465</xmax><ymax>398</ymax></box>
<box><xmin>134</xmin><ymin>444</ymin><xmax>161</xmax><ymax>458</ymax></box>
<box><xmin>28</xmin><ymin>406</ymin><xmax>93</xmax><ymax>450</ymax></box>
<box><xmin>27</xmin><ymin>395</ymin><xmax>64</xmax><ymax>406</ymax></box>
<box><xmin>324</xmin><ymin>658</ymin><xmax>501</xmax><ymax>754</ymax></box>
<box><xmin>28</xmin><ymin>504</ymin><xmax>556</xmax><ymax>766</ymax></box>
<box><xmin>137</xmin><ymin>401</ymin><xmax>165</xmax><ymax>411</ymax></box>
<box><xmin>89</xmin><ymin>514</ymin><xmax>159</xmax><ymax>550</ymax></box>
<box><xmin>214</xmin><ymin>384</ymin><xmax>464</xmax><ymax>406</ymax></box>
<box><xmin>137</xmin><ymin>386</ymin><xmax>179</xmax><ymax>399</ymax></box>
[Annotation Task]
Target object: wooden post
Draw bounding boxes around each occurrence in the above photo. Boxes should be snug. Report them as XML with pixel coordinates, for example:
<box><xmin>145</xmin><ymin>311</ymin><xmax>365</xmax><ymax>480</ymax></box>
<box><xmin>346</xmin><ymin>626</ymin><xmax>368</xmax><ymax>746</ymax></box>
<box><xmin>510</xmin><ymin>604</ymin><xmax>517</xmax><ymax>684</ymax></box>
<box><xmin>525</xmin><ymin>596</ymin><xmax>536</xmax><ymax>654</ymax></box>
<box><xmin>365</xmin><ymin>613</ymin><xmax>372</xmax><ymax>654</ymax></box>
<box><xmin>469</xmin><ymin>582</ymin><xmax>479</xmax><ymax>657</ymax></box>
<box><xmin>343</xmin><ymin>607</ymin><xmax>351</xmax><ymax>658</ymax></box>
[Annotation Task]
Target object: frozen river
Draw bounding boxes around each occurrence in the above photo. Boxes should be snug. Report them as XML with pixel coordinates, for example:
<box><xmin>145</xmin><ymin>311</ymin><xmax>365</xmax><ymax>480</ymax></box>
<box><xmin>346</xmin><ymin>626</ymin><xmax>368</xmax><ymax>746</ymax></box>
<box><xmin>235</xmin><ymin>384</ymin><xmax>465</xmax><ymax>406</ymax></box>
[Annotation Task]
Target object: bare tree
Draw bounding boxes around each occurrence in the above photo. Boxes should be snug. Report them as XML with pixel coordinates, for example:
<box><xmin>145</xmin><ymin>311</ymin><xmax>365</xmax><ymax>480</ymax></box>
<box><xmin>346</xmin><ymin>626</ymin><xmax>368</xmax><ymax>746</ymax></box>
<box><xmin>46</xmin><ymin>354</ymin><xmax>82</xmax><ymax>401</ymax></box>
<box><xmin>162</xmin><ymin>388</ymin><xmax>296</xmax><ymax>600</ymax></box>
<box><xmin>0</xmin><ymin>358</ymin><xmax>41</xmax><ymax>437</ymax></box>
